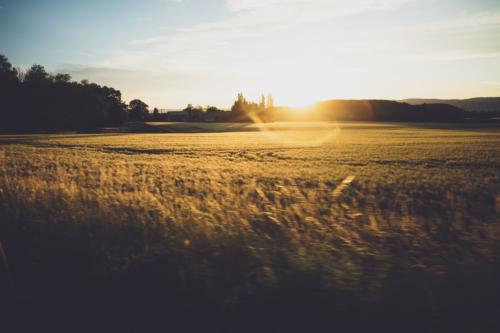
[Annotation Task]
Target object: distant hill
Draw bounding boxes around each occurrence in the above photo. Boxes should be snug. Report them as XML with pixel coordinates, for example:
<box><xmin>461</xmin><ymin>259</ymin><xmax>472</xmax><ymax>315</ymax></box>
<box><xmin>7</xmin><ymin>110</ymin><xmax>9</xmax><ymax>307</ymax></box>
<box><xmin>274</xmin><ymin>99</ymin><xmax>466</xmax><ymax>122</ymax></box>
<box><xmin>402</xmin><ymin>97</ymin><xmax>500</xmax><ymax>112</ymax></box>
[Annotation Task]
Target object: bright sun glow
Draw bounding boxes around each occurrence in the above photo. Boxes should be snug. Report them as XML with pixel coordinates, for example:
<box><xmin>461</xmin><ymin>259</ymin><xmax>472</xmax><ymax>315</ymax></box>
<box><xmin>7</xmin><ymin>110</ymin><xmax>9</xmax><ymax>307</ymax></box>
<box><xmin>243</xmin><ymin>67</ymin><xmax>346</xmax><ymax>108</ymax></box>
<box><xmin>2</xmin><ymin>0</ymin><xmax>500</xmax><ymax>108</ymax></box>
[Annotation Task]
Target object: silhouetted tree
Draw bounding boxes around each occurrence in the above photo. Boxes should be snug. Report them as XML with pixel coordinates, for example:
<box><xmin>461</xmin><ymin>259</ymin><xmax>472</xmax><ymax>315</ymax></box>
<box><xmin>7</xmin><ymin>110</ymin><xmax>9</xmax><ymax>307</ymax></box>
<box><xmin>266</xmin><ymin>94</ymin><xmax>274</xmax><ymax>110</ymax></box>
<box><xmin>231</xmin><ymin>93</ymin><xmax>247</xmax><ymax>116</ymax></box>
<box><xmin>53</xmin><ymin>73</ymin><xmax>71</xmax><ymax>83</ymax></box>
<box><xmin>0</xmin><ymin>55</ymin><xmax>20</xmax><ymax>131</ymax></box>
<box><xmin>183</xmin><ymin>104</ymin><xmax>204</xmax><ymax>121</ymax></box>
<box><xmin>0</xmin><ymin>54</ymin><xmax>129</xmax><ymax>132</ymax></box>
<box><xmin>0</xmin><ymin>55</ymin><xmax>18</xmax><ymax>84</ymax></box>
<box><xmin>204</xmin><ymin>106</ymin><xmax>228</xmax><ymax>121</ymax></box>
<box><xmin>149</xmin><ymin>107</ymin><xmax>159</xmax><ymax>121</ymax></box>
<box><xmin>129</xmin><ymin>99</ymin><xmax>149</xmax><ymax>121</ymax></box>
<box><xmin>24</xmin><ymin>64</ymin><xmax>49</xmax><ymax>84</ymax></box>
<box><xmin>206</xmin><ymin>106</ymin><xmax>219</xmax><ymax>113</ymax></box>
<box><xmin>259</xmin><ymin>94</ymin><xmax>266</xmax><ymax>110</ymax></box>
<box><xmin>229</xmin><ymin>93</ymin><xmax>270</xmax><ymax>122</ymax></box>
<box><xmin>103</xmin><ymin>86</ymin><xmax>128</xmax><ymax>126</ymax></box>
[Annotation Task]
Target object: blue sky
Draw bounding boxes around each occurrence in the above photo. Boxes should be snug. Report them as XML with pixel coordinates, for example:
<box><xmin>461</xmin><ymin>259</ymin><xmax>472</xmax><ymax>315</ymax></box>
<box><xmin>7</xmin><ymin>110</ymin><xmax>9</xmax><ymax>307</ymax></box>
<box><xmin>1</xmin><ymin>0</ymin><xmax>500</xmax><ymax>108</ymax></box>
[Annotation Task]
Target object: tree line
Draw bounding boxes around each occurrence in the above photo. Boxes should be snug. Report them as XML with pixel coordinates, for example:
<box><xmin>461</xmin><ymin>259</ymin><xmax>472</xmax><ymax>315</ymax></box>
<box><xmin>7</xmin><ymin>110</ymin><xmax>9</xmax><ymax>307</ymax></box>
<box><xmin>1</xmin><ymin>53</ymin><xmax>470</xmax><ymax>133</ymax></box>
<box><xmin>149</xmin><ymin>94</ymin><xmax>275</xmax><ymax>123</ymax></box>
<box><xmin>0</xmin><ymin>55</ymin><xmax>132</xmax><ymax>132</ymax></box>
<box><xmin>229</xmin><ymin>93</ymin><xmax>274</xmax><ymax>122</ymax></box>
<box><xmin>0</xmin><ymin>54</ymin><xmax>276</xmax><ymax>132</ymax></box>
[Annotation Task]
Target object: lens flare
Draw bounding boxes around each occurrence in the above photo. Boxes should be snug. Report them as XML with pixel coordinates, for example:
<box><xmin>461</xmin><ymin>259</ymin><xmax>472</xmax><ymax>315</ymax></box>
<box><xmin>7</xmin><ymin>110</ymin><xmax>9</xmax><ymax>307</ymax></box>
<box><xmin>248</xmin><ymin>113</ymin><xmax>341</xmax><ymax>147</ymax></box>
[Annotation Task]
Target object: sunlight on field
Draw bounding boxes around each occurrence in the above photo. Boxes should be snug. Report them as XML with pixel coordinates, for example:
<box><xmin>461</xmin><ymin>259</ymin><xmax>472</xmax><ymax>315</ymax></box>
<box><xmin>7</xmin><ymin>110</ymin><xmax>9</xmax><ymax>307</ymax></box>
<box><xmin>1</xmin><ymin>123</ymin><xmax>498</xmax><ymax>255</ymax></box>
<box><xmin>0</xmin><ymin>122</ymin><xmax>499</xmax><ymax>330</ymax></box>
<box><xmin>250</xmin><ymin>121</ymin><xmax>342</xmax><ymax>146</ymax></box>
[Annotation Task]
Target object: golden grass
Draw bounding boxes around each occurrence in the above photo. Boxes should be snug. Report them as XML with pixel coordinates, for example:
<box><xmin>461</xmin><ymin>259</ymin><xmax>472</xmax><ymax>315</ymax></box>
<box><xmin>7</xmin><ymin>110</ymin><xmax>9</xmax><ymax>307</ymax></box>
<box><xmin>0</xmin><ymin>122</ymin><xmax>499</xmax><ymax>331</ymax></box>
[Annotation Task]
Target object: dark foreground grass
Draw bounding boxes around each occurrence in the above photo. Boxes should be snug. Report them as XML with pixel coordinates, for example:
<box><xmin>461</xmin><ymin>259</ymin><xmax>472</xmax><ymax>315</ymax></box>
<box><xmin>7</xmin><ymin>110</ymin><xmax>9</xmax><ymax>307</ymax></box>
<box><xmin>0</xmin><ymin>122</ymin><xmax>499</xmax><ymax>332</ymax></box>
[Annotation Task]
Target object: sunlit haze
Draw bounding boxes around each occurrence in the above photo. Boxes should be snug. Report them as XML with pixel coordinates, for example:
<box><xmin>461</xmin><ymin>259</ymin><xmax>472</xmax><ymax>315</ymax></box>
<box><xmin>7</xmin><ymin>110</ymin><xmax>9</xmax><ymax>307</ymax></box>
<box><xmin>1</xmin><ymin>0</ymin><xmax>500</xmax><ymax>108</ymax></box>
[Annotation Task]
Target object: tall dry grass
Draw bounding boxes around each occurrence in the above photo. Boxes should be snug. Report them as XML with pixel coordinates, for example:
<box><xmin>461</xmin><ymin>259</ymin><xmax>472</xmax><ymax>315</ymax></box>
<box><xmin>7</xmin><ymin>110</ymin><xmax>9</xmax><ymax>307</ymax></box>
<box><xmin>0</xmin><ymin>123</ymin><xmax>499</xmax><ymax>332</ymax></box>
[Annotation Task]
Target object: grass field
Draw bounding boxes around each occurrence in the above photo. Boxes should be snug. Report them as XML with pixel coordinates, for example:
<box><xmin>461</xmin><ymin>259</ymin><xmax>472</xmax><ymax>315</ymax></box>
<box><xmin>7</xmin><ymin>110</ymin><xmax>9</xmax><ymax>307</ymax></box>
<box><xmin>1</xmin><ymin>122</ymin><xmax>499</xmax><ymax>332</ymax></box>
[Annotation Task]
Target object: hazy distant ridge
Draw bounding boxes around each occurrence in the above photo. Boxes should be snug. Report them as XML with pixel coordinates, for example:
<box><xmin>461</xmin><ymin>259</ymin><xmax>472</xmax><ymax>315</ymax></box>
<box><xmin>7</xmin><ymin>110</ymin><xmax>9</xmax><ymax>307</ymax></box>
<box><xmin>402</xmin><ymin>97</ymin><xmax>500</xmax><ymax>112</ymax></box>
<box><xmin>274</xmin><ymin>99</ymin><xmax>467</xmax><ymax>122</ymax></box>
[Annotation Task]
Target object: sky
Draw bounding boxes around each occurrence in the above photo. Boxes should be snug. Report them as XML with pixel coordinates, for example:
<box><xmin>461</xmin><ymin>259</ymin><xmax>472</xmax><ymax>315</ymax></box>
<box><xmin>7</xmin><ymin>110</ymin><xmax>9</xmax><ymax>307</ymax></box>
<box><xmin>1</xmin><ymin>0</ymin><xmax>500</xmax><ymax>108</ymax></box>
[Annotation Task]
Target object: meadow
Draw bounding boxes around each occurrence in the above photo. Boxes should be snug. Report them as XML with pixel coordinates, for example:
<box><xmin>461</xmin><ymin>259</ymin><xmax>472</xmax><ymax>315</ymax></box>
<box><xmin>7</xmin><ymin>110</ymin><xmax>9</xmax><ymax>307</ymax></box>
<box><xmin>0</xmin><ymin>122</ymin><xmax>499</xmax><ymax>332</ymax></box>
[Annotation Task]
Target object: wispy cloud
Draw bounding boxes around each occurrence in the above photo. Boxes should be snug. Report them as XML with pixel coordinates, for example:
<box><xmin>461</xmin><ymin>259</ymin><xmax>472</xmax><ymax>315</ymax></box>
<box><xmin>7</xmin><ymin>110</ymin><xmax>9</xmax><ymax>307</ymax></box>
<box><xmin>483</xmin><ymin>81</ymin><xmax>500</xmax><ymax>86</ymax></box>
<box><xmin>86</xmin><ymin>0</ymin><xmax>500</xmax><ymax>107</ymax></box>
<box><xmin>225</xmin><ymin>0</ymin><xmax>409</xmax><ymax>14</ymax></box>
<box><xmin>129</xmin><ymin>35</ymin><xmax>168</xmax><ymax>46</ymax></box>
<box><xmin>112</xmin><ymin>0</ymin><xmax>411</xmax><ymax>70</ymax></box>
<box><xmin>396</xmin><ymin>11</ymin><xmax>500</xmax><ymax>33</ymax></box>
<box><xmin>373</xmin><ymin>10</ymin><xmax>500</xmax><ymax>61</ymax></box>
<box><xmin>59</xmin><ymin>64</ymin><xmax>218</xmax><ymax>104</ymax></box>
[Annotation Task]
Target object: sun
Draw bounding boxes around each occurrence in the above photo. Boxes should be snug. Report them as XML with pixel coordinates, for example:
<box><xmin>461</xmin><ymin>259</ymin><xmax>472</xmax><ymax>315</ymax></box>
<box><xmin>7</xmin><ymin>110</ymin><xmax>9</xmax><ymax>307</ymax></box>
<box><xmin>263</xmin><ymin>68</ymin><xmax>344</xmax><ymax>108</ymax></box>
<box><xmin>270</xmin><ymin>82</ymin><xmax>320</xmax><ymax>108</ymax></box>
